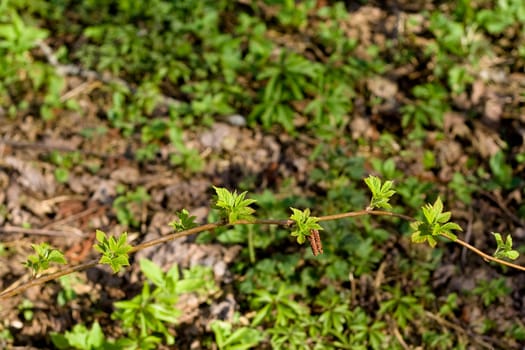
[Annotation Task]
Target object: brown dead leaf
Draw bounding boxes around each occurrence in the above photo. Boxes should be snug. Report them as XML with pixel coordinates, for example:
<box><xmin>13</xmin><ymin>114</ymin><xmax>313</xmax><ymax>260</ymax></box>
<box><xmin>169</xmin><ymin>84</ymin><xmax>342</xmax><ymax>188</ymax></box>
<box><xmin>55</xmin><ymin>199</ymin><xmax>85</xmax><ymax>218</ymax></box>
<box><xmin>110</xmin><ymin>166</ymin><xmax>140</xmax><ymax>184</ymax></box>
<box><xmin>65</xmin><ymin>231</ymin><xmax>96</xmax><ymax>263</ymax></box>
<box><xmin>200</xmin><ymin>123</ymin><xmax>238</xmax><ymax>151</ymax></box>
<box><xmin>209</xmin><ymin>294</ymin><xmax>237</xmax><ymax>323</ymax></box>
<box><xmin>471</xmin><ymin>122</ymin><xmax>505</xmax><ymax>158</ymax></box>
<box><xmin>3</xmin><ymin>156</ymin><xmax>52</xmax><ymax>194</ymax></box>
<box><xmin>484</xmin><ymin>92</ymin><xmax>504</xmax><ymax>125</ymax></box>
<box><xmin>21</xmin><ymin>195</ymin><xmax>55</xmax><ymax>218</ymax></box>
<box><xmin>444</xmin><ymin>112</ymin><xmax>471</xmax><ymax>139</ymax></box>
<box><xmin>367</xmin><ymin>76</ymin><xmax>398</xmax><ymax>100</ymax></box>
<box><xmin>0</xmin><ymin>170</ymin><xmax>8</xmax><ymax>205</ymax></box>
<box><xmin>471</xmin><ymin>80</ymin><xmax>485</xmax><ymax>105</ymax></box>
<box><xmin>90</xmin><ymin>179</ymin><xmax>118</xmax><ymax>204</ymax></box>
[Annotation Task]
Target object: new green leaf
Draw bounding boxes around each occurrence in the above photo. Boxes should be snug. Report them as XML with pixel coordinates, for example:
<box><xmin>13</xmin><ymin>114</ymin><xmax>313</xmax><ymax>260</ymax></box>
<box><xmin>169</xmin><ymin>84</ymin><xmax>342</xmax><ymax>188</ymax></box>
<box><xmin>24</xmin><ymin>243</ymin><xmax>67</xmax><ymax>277</ymax></box>
<box><xmin>411</xmin><ymin>197</ymin><xmax>462</xmax><ymax>248</ymax></box>
<box><xmin>94</xmin><ymin>230</ymin><xmax>132</xmax><ymax>273</ymax></box>
<box><xmin>364</xmin><ymin>175</ymin><xmax>396</xmax><ymax>210</ymax></box>
<box><xmin>213</xmin><ymin>186</ymin><xmax>257</xmax><ymax>223</ymax></box>
<box><xmin>169</xmin><ymin>209</ymin><xmax>197</xmax><ymax>231</ymax></box>
<box><xmin>492</xmin><ymin>232</ymin><xmax>519</xmax><ymax>261</ymax></box>
<box><xmin>289</xmin><ymin>207</ymin><xmax>323</xmax><ymax>244</ymax></box>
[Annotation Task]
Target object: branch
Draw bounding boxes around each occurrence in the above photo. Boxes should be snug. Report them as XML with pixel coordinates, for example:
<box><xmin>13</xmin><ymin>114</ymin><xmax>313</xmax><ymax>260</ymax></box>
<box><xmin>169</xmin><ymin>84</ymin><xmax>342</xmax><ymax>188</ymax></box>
<box><xmin>1</xmin><ymin>209</ymin><xmax>523</xmax><ymax>300</ymax></box>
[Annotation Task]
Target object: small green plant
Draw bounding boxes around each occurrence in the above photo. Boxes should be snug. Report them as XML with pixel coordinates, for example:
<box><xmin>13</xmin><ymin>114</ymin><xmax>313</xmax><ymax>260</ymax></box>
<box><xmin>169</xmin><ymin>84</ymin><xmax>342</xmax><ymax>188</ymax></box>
<box><xmin>475</xmin><ymin>0</ymin><xmax>525</xmax><ymax>34</ymax></box>
<box><xmin>422</xmin><ymin>330</ymin><xmax>455</xmax><ymax>349</ymax></box>
<box><xmin>400</xmin><ymin>83</ymin><xmax>448</xmax><ymax>136</ymax></box>
<box><xmin>473</xmin><ymin>277</ymin><xmax>511</xmax><ymax>306</ymax></box>
<box><xmin>0</xmin><ymin>9</ymin><xmax>55</xmax><ymax>116</ymax></box>
<box><xmin>438</xmin><ymin>292</ymin><xmax>458</xmax><ymax>317</ymax></box>
<box><xmin>449</xmin><ymin>172</ymin><xmax>475</xmax><ymax>205</ymax></box>
<box><xmin>267</xmin><ymin>324</ymin><xmax>309</xmax><ymax>350</ymax></box>
<box><xmin>489</xmin><ymin>150</ymin><xmax>515</xmax><ymax>190</ymax></box>
<box><xmin>18</xmin><ymin>299</ymin><xmax>34</xmax><ymax>321</ymax></box>
<box><xmin>57</xmin><ymin>274</ymin><xmax>81</xmax><ymax>306</ymax></box>
<box><xmin>315</xmin><ymin>288</ymin><xmax>353</xmax><ymax>336</ymax></box>
<box><xmin>251</xmin><ymin>283</ymin><xmax>308</xmax><ymax>327</ymax></box>
<box><xmin>46</xmin><ymin>151</ymin><xmax>82</xmax><ymax>183</ymax></box>
<box><xmin>371</xmin><ymin>157</ymin><xmax>402</xmax><ymax>180</ymax></box>
<box><xmin>0</xmin><ymin>328</ymin><xmax>13</xmax><ymax>348</ymax></box>
<box><xmin>93</xmin><ymin>230</ymin><xmax>132</xmax><ymax>273</ymax></box>
<box><xmin>211</xmin><ymin>320</ymin><xmax>264</xmax><ymax>350</ymax></box>
<box><xmin>51</xmin><ymin>321</ymin><xmax>108</xmax><ymax>350</ymax></box>
<box><xmin>23</xmin><ymin>243</ymin><xmax>67</xmax><ymax>277</ymax></box>
<box><xmin>250</xmin><ymin>51</ymin><xmax>321</xmax><ymax>132</ymax></box>
<box><xmin>111</xmin><ymin>259</ymin><xmax>213</xmax><ymax>348</ymax></box>
<box><xmin>112</xmin><ymin>186</ymin><xmax>150</xmax><ymax>228</ymax></box>
<box><xmin>345</xmin><ymin>307</ymin><xmax>387</xmax><ymax>349</ymax></box>
<box><xmin>396</xmin><ymin>176</ymin><xmax>435</xmax><ymax>210</ymax></box>
<box><xmin>51</xmin><ymin>260</ymin><xmax>216</xmax><ymax>350</ymax></box>
<box><xmin>506</xmin><ymin>323</ymin><xmax>525</xmax><ymax>343</ymax></box>
<box><xmin>379</xmin><ymin>284</ymin><xmax>423</xmax><ymax>329</ymax></box>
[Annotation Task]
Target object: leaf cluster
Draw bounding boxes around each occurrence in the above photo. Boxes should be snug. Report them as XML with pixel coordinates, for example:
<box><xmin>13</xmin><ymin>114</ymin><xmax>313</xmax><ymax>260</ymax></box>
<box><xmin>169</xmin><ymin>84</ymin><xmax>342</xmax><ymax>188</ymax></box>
<box><xmin>51</xmin><ymin>321</ymin><xmax>109</xmax><ymax>350</ymax></box>
<box><xmin>111</xmin><ymin>259</ymin><xmax>212</xmax><ymax>348</ymax></box>
<box><xmin>24</xmin><ymin>243</ymin><xmax>67</xmax><ymax>277</ymax></box>
<box><xmin>169</xmin><ymin>209</ymin><xmax>198</xmax><ymax>232</ymax></box>
<box><xmin>289</xmin><ymin>208</ymin><xmax>323</xmax><ymax>244</ymax></box>
<box><xmin>93</xmin><ymin>230</ymin><xmax>132</xmax><ymax>273</ymax></box>
<box><xmin>213</xmin><ymin>186</ymin><xmax>257</xmax><ymax>223</ymax></box>
<box><xmin>211</xmin><ymin>320</ymin><xmax>263</xmax><ymax>350</ymax></box>
<box><xmin>492</xmin><ymin>232</ymin><xmax>519</xmax><ymax>261</ymax></box>
<box><xmin>364</xmin><ymin>175</ymin><xmax>396</xmax><ymax>210</ymax></box>
<box><xmin>112</xmin><ymin>187</ymin><xmax>150</xmax><ymax>228</ymax></box>
<box><xmin>411</xmin><ymin>197</ymin><xmax>462</xmax><ymax>247</ymax></box>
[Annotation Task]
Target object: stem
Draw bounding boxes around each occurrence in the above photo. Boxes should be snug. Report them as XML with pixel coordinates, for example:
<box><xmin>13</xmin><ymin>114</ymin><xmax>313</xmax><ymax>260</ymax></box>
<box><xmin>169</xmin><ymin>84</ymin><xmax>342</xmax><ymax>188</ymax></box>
<box><xmin>1</xmin><ymin>209</ymin><xmax>524</xmax><ymax>299</ymax></box>
<box><xmin>248</xmin><ymin>225</ymin><xmax>255</xmax><ymax>264</ymax></box>
<box><xmin>450</xmin><ymin>236</ymin><xmax>525</xmax><ymax>272</ymax></box>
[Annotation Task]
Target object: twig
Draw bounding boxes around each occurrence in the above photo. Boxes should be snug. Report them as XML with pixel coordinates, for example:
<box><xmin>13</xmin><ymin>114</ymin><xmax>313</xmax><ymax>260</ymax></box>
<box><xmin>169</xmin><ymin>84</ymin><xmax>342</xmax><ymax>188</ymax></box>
<box><xmin>389</xmin><ymin>318</ymin><xmax>410</xmax><ymax>350</ymax></box>
<box><xmin>0</xmin><ymin>225</ymin><xmax>82</xmax><ymax>237</ymax></box>
<box><xmin>479</xmin><ymin>189</ymin><xmax>524</xmax><ymax>227</ymax></box>
<box><xmin>0</xmin><ymin>139</ymin><xmax>105</xmax><ymax>158</ymax></box>
<box><xmin>424</xmin><ymin>311</ymin><xmax>494</xmax><ymax>349</ymax></box>
<box><xmin>41</xmin><ymin>205</ymin><xmax>101</xmax><ymax>230</ymax></box>
<box><xmin>0</xmin><ymin>224</ymin><xmax>219</xmax><ymax>299</ymax></box>
<box><xmin>452</xmin><ymin>237</ymin><xmax>525</xmax><ymax>271</ymax></box>
<box><xmin>1</xmin><ymin>209</ymin><xmax>524</xmax><ymax>299</ymax></box>
<box><xmin>0</xmin><ymin>259</ymin><xmax>99</xmax><ymax>299</ymax></box>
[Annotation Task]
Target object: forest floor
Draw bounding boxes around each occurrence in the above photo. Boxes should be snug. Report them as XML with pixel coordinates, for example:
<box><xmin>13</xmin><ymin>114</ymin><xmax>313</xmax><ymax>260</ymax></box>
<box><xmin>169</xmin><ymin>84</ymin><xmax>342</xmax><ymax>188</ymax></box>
<box><xmin>1</xmin><ymin>1</ymin><xmax>525</xmax><ymax>349</ymax></box>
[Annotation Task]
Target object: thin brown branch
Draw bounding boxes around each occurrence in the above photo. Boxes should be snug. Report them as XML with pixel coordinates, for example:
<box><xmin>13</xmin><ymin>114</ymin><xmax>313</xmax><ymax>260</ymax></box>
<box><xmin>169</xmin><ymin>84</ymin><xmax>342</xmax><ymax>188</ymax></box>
<box><xmin>451</xmin><ymin>236</ymin><xmax>525</xmax><ymax>272</ymax></box>
<box><xmin>0</xmin><ymin>225</ymin><xmax>82</xmax><ymax>237</ymax></box>
<box><xmin>1</xmin><ymin>208</ymin><xmax>524</xmax><ymax>300</ymax></box>
<box><xmin>424</xmin><ymin>311</ymin><xmax>494</xmax><ymax>349</ymax></box>
<box><xmin>317</xmin><ymin>209</ymin><xmax>415</xmax><ymax>222</ymax></box>
<box><xmin>0</xmin><ymin>259</ymin><xmax>99</xmax><ymax>299</ymax></box>
<box><xmin>129</xmin><ymin>223</ymin><xmax>220</xmax><ymax>253</ymax></box>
